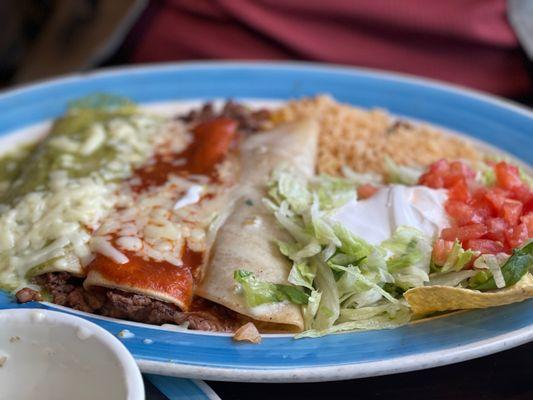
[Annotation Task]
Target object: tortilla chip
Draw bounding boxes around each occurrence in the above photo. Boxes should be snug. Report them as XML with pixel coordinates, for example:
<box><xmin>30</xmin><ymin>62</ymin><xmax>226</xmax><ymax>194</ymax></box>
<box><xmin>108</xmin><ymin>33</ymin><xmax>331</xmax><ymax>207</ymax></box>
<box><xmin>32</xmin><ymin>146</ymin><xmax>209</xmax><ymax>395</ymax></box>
<box><xmin>404</xmin><ymin>273</ymin><xmax>533</xmax><ymax>316</ymax></box>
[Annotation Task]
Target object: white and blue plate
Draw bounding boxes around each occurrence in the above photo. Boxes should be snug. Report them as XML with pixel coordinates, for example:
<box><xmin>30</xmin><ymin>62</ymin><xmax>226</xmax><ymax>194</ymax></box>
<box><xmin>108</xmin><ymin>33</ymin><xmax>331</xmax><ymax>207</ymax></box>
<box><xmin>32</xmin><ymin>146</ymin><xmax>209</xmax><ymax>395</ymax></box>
<box><xmin>0</xmin><ymin>62</ymin><xmax>532</xmax><ymax>382</ymax></box>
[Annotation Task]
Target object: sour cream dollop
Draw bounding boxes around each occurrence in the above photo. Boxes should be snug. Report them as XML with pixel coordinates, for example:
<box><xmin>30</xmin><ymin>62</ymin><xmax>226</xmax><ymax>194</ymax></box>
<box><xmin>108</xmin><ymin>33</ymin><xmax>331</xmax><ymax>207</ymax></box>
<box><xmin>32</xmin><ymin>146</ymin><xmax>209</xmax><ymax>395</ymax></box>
<box><xmin>331</xmin><ymin>185</ymin><xmax>449</xmax><ymax>245</ymax></box>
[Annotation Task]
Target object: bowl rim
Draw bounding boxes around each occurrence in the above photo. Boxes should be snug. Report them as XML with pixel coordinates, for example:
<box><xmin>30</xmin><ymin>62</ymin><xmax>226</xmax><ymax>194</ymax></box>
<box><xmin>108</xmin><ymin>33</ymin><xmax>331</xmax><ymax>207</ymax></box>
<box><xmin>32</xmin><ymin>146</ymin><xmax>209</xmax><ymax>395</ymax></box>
<box><xmin>0</xmin><ymin>308</ymin><xmax>145</xmax><ymax>399</ymax></box>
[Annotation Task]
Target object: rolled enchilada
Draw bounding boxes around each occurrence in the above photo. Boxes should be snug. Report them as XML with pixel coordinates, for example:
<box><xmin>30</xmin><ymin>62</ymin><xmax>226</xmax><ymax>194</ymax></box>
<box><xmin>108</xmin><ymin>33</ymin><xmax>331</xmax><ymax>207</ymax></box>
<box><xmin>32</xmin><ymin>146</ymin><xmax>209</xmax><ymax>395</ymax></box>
<box><xmin>0</xmin><ymin>98</ymin><xmax>160</xmax><ymax>288</ymax></box>
<box><xmin>83</xmin><ymin>116</ymin><xmax>240</xmax><ymax>311</ymax></box>
<box><xmin>196</xmin><ymin>118</ymin><xmax>319</xmax><ymax>331</ymax></box>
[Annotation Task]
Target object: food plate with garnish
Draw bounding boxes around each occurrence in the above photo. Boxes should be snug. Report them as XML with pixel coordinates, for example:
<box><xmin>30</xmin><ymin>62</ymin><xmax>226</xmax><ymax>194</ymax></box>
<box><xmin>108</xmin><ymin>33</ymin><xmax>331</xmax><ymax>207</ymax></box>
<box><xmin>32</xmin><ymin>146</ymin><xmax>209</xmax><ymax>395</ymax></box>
<box><xmin>0</xmin><ymin>62</ymin><xmax>532</xmax><ymax>382</ymax></box>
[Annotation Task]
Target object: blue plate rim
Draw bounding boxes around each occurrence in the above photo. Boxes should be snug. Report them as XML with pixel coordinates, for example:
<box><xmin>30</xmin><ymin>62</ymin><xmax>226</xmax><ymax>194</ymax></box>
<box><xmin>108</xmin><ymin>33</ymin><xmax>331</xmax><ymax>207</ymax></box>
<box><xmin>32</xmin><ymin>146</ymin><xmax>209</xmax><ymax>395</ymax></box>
<box><xmin>0</xmin><ymin>61</ymin><xmax>531</xmax><ymax>382</ymax></box>
<box><xmin>0</xmin><ymin>60</ymin><xmax>531</xmax><ymax>118</ymax></box>
<box><xmin>138</xmin><ymin>325</ymin><xmax>533</xmax><ymax>382</ymax></box>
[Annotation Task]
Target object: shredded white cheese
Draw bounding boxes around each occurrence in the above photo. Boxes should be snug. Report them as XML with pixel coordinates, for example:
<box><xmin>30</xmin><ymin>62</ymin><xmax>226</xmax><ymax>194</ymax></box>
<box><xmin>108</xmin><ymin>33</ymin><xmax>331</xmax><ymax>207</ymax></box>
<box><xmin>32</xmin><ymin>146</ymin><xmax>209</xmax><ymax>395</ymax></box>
<box><xmin>0</xmin><ymin>114</ymin><xmax>163</xmax><ymax>290</ymax></box>
<box><xmin>80</xmin><ymin>123</ymin><xmax>106</xmax><ymax>155</ymax></box>
<box><xmin>0</xmin><ymin>176</ymin><xmax>118</xmax><ymax>283</ymax></box>
<box><xmin>115</xmin><ymin>236</ymin><xmax>143</xmax><ymax>252</ymax></box>
<box><xmin>92</xmin><ymin>160</ymin><xmax>236</xmax><ymax>267</ymax></box>
<box><xmin>89</xmin><ymin>237</ymin><xmax>129</xmax><ymax>265</ymax></box>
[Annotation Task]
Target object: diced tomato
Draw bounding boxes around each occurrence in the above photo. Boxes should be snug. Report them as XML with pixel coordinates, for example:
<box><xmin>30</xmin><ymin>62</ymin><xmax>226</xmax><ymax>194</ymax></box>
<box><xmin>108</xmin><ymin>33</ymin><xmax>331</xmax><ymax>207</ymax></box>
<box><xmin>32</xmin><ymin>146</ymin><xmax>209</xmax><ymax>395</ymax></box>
<box><xmin>523</xmin><ymin>197</ymin><xmax>533</xmax><ymax>215</ymax></box>
<box><xmin>422</xmin><ymin>159</ymin><xmax>529</xmax><ymax>255</ymax></box>
<box><xmin>471</xmin><ymin>199</ymin><xmax>495</xmax><ymax>222</ymax></box>
<box><xmin>444</xmin><ymin>161</ymin><xmax>475</xmax><ymax>187</ymax></box>
<box><xmin>509</xmin><ymin>185</ymin><xmax>533</xmax><ymax>204</ymax></box>
<box><xmin>521</xmin><ymin>213</ymin><xmax>533</xmax><ymax>237</ymax></box>
<box><xmin>442</xmin><ymin>173</ymin><xmax>463</xmax><ymax>188</ymax></box>
<box><xmin>450</xmin><ymin>161</ymin><xmax>476</xmax><ymax>179</ymax></box>
<box><xmin>494</xmin><ymin>161</ymin><xmax>522</xmax><ymax>190</ymax></box>
<box><xmin>505</xmin><ymin>223</ymin><xmax>529</xmax><ymax>249</ymax></box>
<box><xmin>357</xmin><ymin>184</ymin><xmax>379</xmax><ymax>199</ymax></box>
<box><xmin>429</xmin><ymin>159</ymin><xmax>450</xmax><ymax>174</ymax></box>
<box><xmin>464</xmin><ymin>239</ymin><xmax>505</xmax><ymax>254</ymax></box>
<box><xmin>484</xmin><ymin>187</ymin><xmax>510</xmax><ymax>212</ymax></box>
<box><xmin>470</xmin><ymin>188</ymin><xmax>494</xmax><ymax>220</ymax></box>
<box><xmin>418</xmin><ymin>160</ymin><xmax>450</xmax><ymax>188</ymax></box>
<box><xmin>418</xmin><ymin>171</ymin><xmax>444</xmax><ymax>188</ymax></box>
<box><xmin>432</xmin><ymin>239</ymin><xmax>455</xmax><ymax>266</ymax></box>
<box><xmin>485</xmin><ymin>217</ymin><xmax>508</xmax><ymax>242</ymax></box>
<box><xmin>471</xmin><ymin>186</ymin><xmax>487</xmax><ymax>201</ymax></box>
<box><xmin>447</xmin><ymin>178</ymin><xmax>471</xmax><ymax>202</ymax></box>
<box><xmin>500</xmin><ymin>198</ymin><xmax>523</xmax><ymax>226</ymax></box>
<box><xmin>445</xmin><ymin>200</ymin><xmax>479</xmax><ymax>225</ymax></box>
<box><xmin>419</xmin><ymin>160</ymin><xmax>477</xmax><ymax>191</ymax></box>
<box><xmin>441</xmin><ymin>223</ymin><xmax>488</xmax><ymax>242</ymax></box>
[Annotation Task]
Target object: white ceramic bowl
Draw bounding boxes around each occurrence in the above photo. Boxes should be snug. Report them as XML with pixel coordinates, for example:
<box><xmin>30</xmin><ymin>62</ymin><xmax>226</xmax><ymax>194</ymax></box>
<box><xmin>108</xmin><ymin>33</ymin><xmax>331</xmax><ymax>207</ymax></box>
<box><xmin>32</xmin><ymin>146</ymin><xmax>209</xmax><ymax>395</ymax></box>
<box><xmin>0</xmin><ymin>309</ymin><xmax>144</xmax><ymax>400</ymax></box>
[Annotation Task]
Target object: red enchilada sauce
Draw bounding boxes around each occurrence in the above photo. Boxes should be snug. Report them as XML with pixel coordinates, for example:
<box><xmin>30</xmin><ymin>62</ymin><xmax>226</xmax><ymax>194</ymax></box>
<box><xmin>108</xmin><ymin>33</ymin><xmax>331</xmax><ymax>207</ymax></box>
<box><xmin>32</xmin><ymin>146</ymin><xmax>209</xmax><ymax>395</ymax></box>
<box><xmin>132</xmin><ymin>117</ymin><xmax>239</xmax><ymax>190</ymax></box>
<box><xmin>86</xmin><ymin>117</ymin><xmax>238</xmax><ymax>311</ymax></box>
<box><xmin>88</xmin><ymin>247</ymin><xmax>203</xmax><ymax>310</ymax></box>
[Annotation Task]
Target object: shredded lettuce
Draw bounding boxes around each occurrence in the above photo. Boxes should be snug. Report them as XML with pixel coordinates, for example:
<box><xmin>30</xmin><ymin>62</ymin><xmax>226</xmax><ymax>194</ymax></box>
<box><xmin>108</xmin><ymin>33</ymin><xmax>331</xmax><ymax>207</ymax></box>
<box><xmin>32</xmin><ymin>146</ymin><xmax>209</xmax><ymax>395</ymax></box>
<box><xmin>340</xmin><ymin>165</ymin><xmax>383</xmax><ymax>186</ymax></box>
<box><xmin>310</xmin><ymin>175</ymin><xmax>356</xmax><ymax>209</ymax></box>
<box><xmin>468</xmin><ymin>242</ymin><xmax>531</xmax><ymax>291</ymax></box>
<box><xmin>307</xmin><ymin>257</ymin><xmax>340</xmax><ymax>331</ymax></box>
<box><xmin>333</xmin><ymin>223</ymin><xmax>373</xmax><ymax>261</ymax></box>
<box><xmin>288</xmin><ymin>261</ymin><xmax>316</xmax><ymax>290</ymax></box>
<box><xmin>234</xmin><ymin>270</ymin><xmax>309</xmax><ymax>307</ymax></box>
<box><xmin>474</xmin><ymin>162</ymin><xmax>496</xmax><ymax>186</ymax></box>
<box><xmin>468</xmin><ymin>270</ymin><xmax>492</xmax><ymax>288</ymax></box>
<box><xmin>310</xmin><ymin>196</ymin><xmax>341</xmax><ymax>246</ymax></box>
<box><xmin>333</xmin><ymin>264</ymin><xmax>398</xmax><ymax>304</ymax></box>
<box><xmin>278</xmin><ymin>239</ymin><xmax>321</xmax><ymax>262</ymax></box>
<box><xmin>365</xmin><ymin>249</ymin><xmax>395</xmax><ymax>284</ymax></box>
<box><xmin>470</xmin><ymin>251</ymin><xmax>518</xmax><ymax>290</ymax></box>
<box><xmin>271</xmin><ymin>168</ymin><xmax>311</xmax><ymax>214</ymax></box>
<box><xmin>380</xmin><ymin>227</ymin><xmax>432</xmax><ymax>289</ymax></box>
<box><xmin>440</xmin><ymin>240</ymin><xmax>478</xmax><ymax>273</ymax></box>
<box><xmin>338</xmin><ymin>302</ymin><xmax>408</xmax><ymax>322</ymax></box>
<box><xmin>296</xmin><ymin>302</ymin><xmax>411</xmax><ymax>338</ymax></box>
<box><xmin>428</xmin><ymin>270</ymin><xmax>477</xmax><ymax>286</ymax></box>
<box><xmin>302</xmin><ymin>290</ymin><xmax>322</xmax><ymax>328</ymax></box>
<box><xmin>384</xmin><ymin>156</ymin><xmax>423</xmax><ymax>185</ymax></box>
<box><xmin>483</xmin><ymin>255</ymin><xmax>506</xmax><ymax>289</ymax></box>
<box><xmin>269</xmin><ymin>168</ymin><xmax>354</xmax><ymax>214</ymax></box>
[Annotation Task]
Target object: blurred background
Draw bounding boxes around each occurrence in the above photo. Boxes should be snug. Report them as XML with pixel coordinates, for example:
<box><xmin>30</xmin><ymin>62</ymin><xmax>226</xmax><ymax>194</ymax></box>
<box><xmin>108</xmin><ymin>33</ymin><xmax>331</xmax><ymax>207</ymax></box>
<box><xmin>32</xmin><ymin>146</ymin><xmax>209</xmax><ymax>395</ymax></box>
<box><xmin>0</xmin><ymin>0</ymin><xmax>532</xmax><ymax>103</ymax></box>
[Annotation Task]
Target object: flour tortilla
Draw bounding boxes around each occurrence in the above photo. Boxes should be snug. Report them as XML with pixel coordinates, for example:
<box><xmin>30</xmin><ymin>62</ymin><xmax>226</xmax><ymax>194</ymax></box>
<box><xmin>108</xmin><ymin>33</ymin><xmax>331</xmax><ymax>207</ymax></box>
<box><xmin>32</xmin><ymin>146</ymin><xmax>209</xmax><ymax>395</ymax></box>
<box><xmin>404</xmin><ymin>273</ymin><xmax>533</xmax><ymax>316</ymax></box>
<box><xmin>196</xmin><ymin>119</ymin><xmax>319</xmax><ymax>332</ymax></box>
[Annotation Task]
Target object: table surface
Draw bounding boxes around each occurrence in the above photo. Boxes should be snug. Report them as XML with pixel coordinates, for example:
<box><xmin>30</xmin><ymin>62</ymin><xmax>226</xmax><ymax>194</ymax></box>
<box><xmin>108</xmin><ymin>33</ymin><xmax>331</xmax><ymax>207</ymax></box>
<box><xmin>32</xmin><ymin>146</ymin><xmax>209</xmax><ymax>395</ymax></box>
<box><xmin>202</xmin><ymin>341</ymin><xmax>533</xmax><ymax>400</ymax></box>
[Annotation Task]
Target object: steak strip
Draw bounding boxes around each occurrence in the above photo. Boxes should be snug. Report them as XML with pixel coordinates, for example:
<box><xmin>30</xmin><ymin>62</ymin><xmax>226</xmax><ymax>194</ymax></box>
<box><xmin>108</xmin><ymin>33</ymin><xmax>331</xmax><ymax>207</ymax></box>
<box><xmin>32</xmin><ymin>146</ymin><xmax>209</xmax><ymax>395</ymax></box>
<box><xmin>22</xmin><ymin>272</ymin><xmax>241</xmax><ymax>332</ymax></box>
